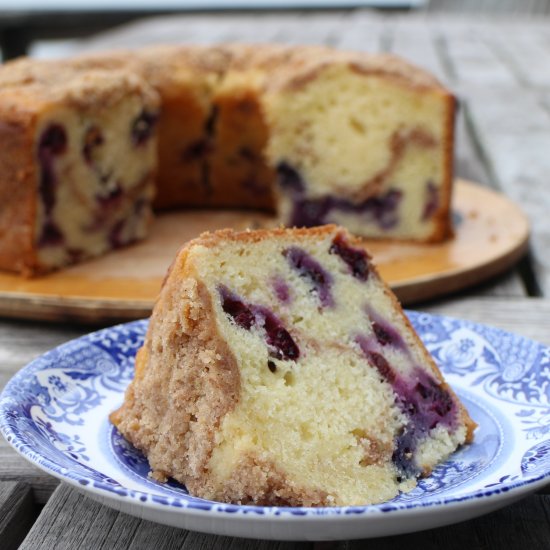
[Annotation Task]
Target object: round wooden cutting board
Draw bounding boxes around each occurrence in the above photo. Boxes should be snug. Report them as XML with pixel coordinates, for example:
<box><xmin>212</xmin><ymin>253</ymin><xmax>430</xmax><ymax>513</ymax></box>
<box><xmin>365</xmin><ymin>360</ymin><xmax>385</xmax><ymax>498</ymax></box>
<box><xmin>0</xmin><ymin>180</ymin><xmax>530</xmax><ymax>323</ymax></box>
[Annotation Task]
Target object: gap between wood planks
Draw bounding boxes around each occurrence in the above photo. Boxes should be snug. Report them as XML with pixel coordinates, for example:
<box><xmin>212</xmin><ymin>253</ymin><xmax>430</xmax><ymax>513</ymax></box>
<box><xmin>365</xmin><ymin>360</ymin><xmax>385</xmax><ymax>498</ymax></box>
<box><xmin>15</xmin><ymin>483</ymin><xmax>550</xmax><ymax>549</ymax></box>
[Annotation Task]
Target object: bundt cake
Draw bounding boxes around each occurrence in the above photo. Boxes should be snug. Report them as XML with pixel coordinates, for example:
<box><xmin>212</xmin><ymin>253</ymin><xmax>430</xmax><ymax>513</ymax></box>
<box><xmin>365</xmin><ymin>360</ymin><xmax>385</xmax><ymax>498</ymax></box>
<box><xmin>0</xmin><ymin>44</ymin><xmax>455</xmax><ymax>275</ymax></box>
<box><xmin>110</xmin><ymin>225</ymin><xmax>475</xmax><ymax>506</ymax></box>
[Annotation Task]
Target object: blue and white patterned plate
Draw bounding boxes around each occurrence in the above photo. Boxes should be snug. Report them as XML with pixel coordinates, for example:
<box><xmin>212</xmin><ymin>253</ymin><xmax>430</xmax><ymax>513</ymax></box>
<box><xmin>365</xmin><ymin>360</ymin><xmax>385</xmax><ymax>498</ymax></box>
<box><xmin>1</xmin><ymin>312</ymin><xmax>550</xmax><ymax>541</ymax></box>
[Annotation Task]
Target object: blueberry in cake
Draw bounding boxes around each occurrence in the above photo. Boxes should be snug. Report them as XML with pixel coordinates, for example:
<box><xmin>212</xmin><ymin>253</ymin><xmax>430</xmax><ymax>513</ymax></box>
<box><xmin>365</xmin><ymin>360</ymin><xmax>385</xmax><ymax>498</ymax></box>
<box><xmin>111</xmin><ymin>225</ymin><xmax>475</xmax><ymax>506</ymax></box>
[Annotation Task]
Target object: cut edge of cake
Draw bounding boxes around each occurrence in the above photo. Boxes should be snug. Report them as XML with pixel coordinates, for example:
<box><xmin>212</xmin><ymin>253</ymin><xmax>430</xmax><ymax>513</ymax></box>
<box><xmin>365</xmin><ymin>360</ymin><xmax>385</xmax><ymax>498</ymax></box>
<box><xmin>263</xmin><ymin>51</ymin><xmax>455</xmax><ymax>243</ymax></box>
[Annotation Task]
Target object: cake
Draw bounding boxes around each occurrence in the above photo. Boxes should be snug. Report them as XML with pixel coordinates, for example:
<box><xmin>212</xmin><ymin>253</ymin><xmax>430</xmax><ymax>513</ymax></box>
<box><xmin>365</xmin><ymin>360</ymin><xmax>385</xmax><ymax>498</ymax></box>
<box><xmin>0</xmin><ymin>44</ymin><xmax>455</xmax><ymax>275</ymax></box>
<box><xmin>110</xmin><ymin>225</ymin><xmax>475</xmax><ymax>506</ymax></box>
<box><xmin>0</xmin><ymin>62</ymin><xmax>159</xmax><ymax>275</ymax></box>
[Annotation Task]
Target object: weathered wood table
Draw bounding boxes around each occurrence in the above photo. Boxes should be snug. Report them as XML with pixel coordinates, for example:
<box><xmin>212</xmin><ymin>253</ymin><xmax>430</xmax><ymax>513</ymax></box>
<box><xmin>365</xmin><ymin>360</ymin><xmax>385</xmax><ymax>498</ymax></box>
<box><xmin>2</xmin><ymin>10</ymin><xmax>550</xmax><ymax>549</ymax></box>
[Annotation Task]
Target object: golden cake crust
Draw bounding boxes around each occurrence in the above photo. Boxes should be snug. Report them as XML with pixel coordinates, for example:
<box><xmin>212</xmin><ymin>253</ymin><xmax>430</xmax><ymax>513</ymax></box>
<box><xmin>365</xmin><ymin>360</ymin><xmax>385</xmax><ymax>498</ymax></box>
<box><xmin>261</xmin><ymin>48</ymin><xmax>448</xmax><ymax>94</ymax></box>
<box><xmin>111</xmin><ymin>268</ymin><xmax>242</xmax><ymax>491</ymax></box>
<box><xmin>0</xmin><ymin>111</ymin><xmax>39</xmax><ymax>275</ymax></box>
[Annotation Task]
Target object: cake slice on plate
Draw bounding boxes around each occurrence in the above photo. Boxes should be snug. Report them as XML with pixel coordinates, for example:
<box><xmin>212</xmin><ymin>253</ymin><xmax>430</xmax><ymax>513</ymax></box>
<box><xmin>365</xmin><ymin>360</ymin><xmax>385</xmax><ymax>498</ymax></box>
<box><xmin>111</xmin><ymin>225</ymin><xmax>475</xmax><ymax>506</ymax></box>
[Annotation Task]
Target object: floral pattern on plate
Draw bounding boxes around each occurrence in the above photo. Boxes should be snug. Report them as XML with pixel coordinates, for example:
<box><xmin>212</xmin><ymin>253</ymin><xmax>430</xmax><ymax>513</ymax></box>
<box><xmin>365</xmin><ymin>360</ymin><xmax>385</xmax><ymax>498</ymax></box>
<box><xmin>1</xmin><ymin>312</ymin><xmax>550</xmax><ymax>539</ymax></box>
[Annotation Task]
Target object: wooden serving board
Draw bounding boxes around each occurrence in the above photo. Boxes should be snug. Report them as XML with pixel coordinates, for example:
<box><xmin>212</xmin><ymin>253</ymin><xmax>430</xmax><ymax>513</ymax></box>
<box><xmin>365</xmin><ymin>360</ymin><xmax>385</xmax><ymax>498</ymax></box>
<box><xmin>0</xmin><ymin>180</ymin><xmax>529</xmax><ymax>323</ymax></box>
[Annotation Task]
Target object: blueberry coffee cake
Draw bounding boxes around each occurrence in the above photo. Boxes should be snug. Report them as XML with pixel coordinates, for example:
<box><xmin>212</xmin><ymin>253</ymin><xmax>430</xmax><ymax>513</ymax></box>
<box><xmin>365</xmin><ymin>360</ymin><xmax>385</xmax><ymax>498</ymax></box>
<box><xmin>0</xmin><ymin>44</ymin><xmax>455</xmax><ymax>275</ymax></box>
<box><xmin>111</xmin><ymin>225</ymin><xmax>474</xmax><ymax>506</ymax></box>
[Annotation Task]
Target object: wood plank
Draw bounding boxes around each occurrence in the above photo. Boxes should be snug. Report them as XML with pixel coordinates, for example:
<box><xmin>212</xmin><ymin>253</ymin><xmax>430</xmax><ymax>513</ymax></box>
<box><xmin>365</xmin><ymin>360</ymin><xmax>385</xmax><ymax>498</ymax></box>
<box><xmin>0</xmin><ymin>319</ymin><xmax>87</xmax><ymax>370</ymax></box>
<box><xmin>19</xmin><ymin>485</ymin><xmax>550</xmax><ymax>549</ymax></box>
<box><xmin>20</xmin><ymin>484</ymin><xmax>127</xmax><ymax>550</ymax></box>
<box><xmin>432</xmin><ymin>18</ymin><xmax>550</xmax><ymax>296</ymax></box>
<box><xmin>442</xmin><ymin>32</ymin><xmax>519</xmax><ymax>89</ymax></box>
<box><xmin>389</xmin><ymin>22</ymin><xmax>450</xmax><ymax>84</ymax></box>
<box><xmin>0</xmin><ymin>318</ymin><xmax>88</xmax><ymax>393</ymax></box>
<box><xmin>387</xmin><ymin>26</ymin><xmax>525</xmax><ymax>297</ymax></box>
<box><xmin>20</xmin><ymin>484</ymin><xmax>306</xmax><ymax>550</ymax></box>
<box><xmin>274</xmin><ymin>12</ymin><xmax>350</xmax><ymax>46</ymax></box>
<box><xmin>342</xmin><ymin>494</ymin><xmax>550</xmax><ymax>549</ymax></box>
<box><xmin>420</xmin><ymin>296</ymin><xmax>550</xmax><ymax>346</ymax></box>
<box><xmin>0</xmin><ymin>439</ymin><xmax>59</xmax><ymax>504</ymax></box>
<box><xmin>60</xmin><ymin>13</ymin><xmax>294</xmax><ymax>54</ymax></box>
<box><xmin>0</xmin><ymin>481</ymin><xmax>36</xmax><ymax>550</ymax></box>
<box><xmin>464</xmin><ymin>89</ymin><xmax>550</xmax><ymax>296</ymax></box>
<box><xmin>57</xmin><ymin>11</ymin><xmax>357</xmax><ymax>55</ymax></box>
<box><xmin>121</xmin><ymin>520</ymin><xmax>305</xmax><ymax>550</ymax></box>
<box><xmin>482</xmin><ymin>30</ymin><xmax>550</xmax><ymax>88</ymax></box>
<box><xmin>334</xmin><ymin>11</ymin><xmax>388</xmax><ymax>52</ymax></box>
<box><xmin>427</xmin><ymin>0</ymin><xmax>550</xmax><ymax>15</ymax></box>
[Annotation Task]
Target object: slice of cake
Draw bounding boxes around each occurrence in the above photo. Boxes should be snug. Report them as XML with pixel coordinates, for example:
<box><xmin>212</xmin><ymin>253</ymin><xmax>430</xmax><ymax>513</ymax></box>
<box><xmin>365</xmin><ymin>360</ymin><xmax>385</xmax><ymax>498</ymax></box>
<box><xmin>111</xmin><ymin>225</ymin><xmax>475</xmax><ymax>506</ymax></box>
<box><xmin>264</xmin><ymin>49</ymin><xmax>455</xmax><ymax>242</ymax></box>
<box><xmin>0</xmin><ymin>62</ymin><xmax>159</xmax><ymax>275</ymax></box>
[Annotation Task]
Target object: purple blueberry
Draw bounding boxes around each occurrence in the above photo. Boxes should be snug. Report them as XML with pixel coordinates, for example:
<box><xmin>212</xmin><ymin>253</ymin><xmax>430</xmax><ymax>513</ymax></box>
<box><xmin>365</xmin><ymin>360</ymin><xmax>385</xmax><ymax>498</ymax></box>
<box><xmin>329</xmin><ymin>234</ymin><xmax>370</xmax><ymax>281</ymax></box>
<box><xmin>39</xmin><ymin>124</ymin><xmax>67</xmax><ymax>156</ymax></box>
<box><xmin>38</xmin><ymin>169</ymin><xmax>56</xmax><ymax>216</ymax></box>
<box><xmin>372</xmin><ymin>323</ymin><xmax>394</xmax><ymax>346</ymax></box>
<box><xmin>83</xmin><ymin>126</ymin><xmax>104</xmax><ymax>164</ymax></box>
<box><xmin>415</xmin><ymin>378</ymin><xmax>454</xmax><ymax>420</ymax></box>
<box><xmin>276</xmin><ymin>162</ymin><xmax>305</xmax><ymax>195</ymax></box>
<box><xmin>131</xmin><ymin>111</ymin><xmax>158</xmax><ymax>147</ymax></box>
<box><xmin>289</xmin><ymin>197</ymin><xmax>331</xmax><ymax>228</ymax></box>
<box><xmin>398</xmin><ymin>370</ymin><xmax>456</xmax><ymax>433</ymax></box>
<box><xmin>272</xmin><ymin>276</ymin><xmax>291</xmax><ymax>304</ymax></box>
<box><xmin>392</xmin><ymin>426</ymin><xmax>418</xmax><ymax>478</ymax></box>
<box><xmin>355</xmin><ymin>333</ymin><xmax>457</xmax><ymax>477</ymax></box>
<box><xmin>364</xmin><ymin>306</ymin><xmax>406</xmax><ymax>350</ymax></box>
<box><xmin>288</xmin><ymin>189</ymin><xmax>402</xmax><ymax>231</ymax></box>
<box><xmin>370</xmin><ymin>189</ymin><xmax>402</xmax><ymax>230</ymax></box>
<box><xmin>219</xmin><ymin>286</ymin><xmax>300</xmax><ymax>361</ymax></box>
<box><xmin>261</xmin><ymin>307</ymin><xmax>300</xmax><ymax>361</ymax></box>
<box><xmin>220</xmin><ymin>287</ymin><xmax>255</xmax><ymax>330</ymax></box>
<box><xmin>369</xmin><ymin>351</ymin><xmax>394</xmax><ymax>381</ymax></box>
<box><xmin>422</xmin><ymin>181</ymin><xmax>439</xmax><ymax>221</ymax></box>
<box><xmin>38</xmin><ymin>124</ymin><xmax>67</xmax><ymax>214</ymax></box>
<box><xmin>38</xmin><ymin>220</ymin><xmax>64</xmax><ymax>247</ymax></box>
<box><xmin>284</xmin><ymin>247</ymin><xmax>333</xmax><ymax>307</ymax></box>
